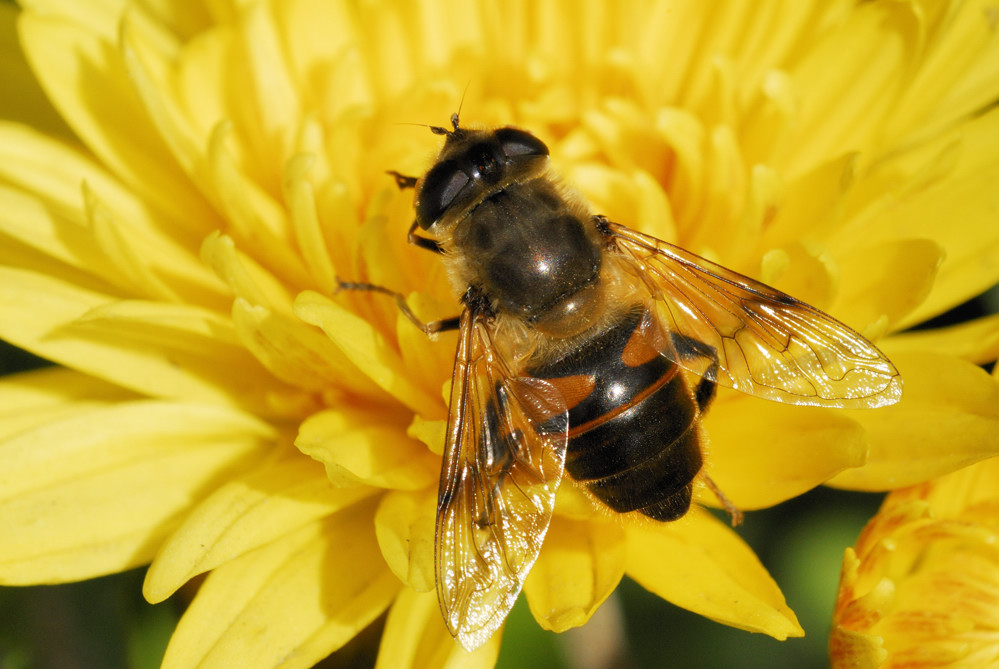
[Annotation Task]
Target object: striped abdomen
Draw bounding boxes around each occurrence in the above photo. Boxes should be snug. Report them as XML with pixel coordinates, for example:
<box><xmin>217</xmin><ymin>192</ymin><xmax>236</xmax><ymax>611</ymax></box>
<box><xmin>527</xmin><ymin>307</ymin><xmax>706</xmax><ymax>521</ymax></box>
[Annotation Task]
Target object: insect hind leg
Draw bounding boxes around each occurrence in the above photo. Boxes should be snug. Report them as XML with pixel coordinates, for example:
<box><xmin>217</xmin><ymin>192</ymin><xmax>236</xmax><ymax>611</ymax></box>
<box><xmin>670</xmin><ymin>332</ymin><xmax>719</xmax><ymax>411</ymax></box>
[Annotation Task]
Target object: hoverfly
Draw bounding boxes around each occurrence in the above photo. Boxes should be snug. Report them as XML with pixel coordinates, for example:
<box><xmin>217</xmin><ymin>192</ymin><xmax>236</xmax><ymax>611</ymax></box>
<box><xmin>359</xmin><ymin>114</ymin><xmax>901</xmax><ymax>651</ymax></box>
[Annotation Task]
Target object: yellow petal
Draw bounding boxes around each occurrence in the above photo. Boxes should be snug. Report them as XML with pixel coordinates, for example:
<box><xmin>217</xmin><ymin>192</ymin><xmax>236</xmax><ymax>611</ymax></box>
<box><xmin>294</xmin><ymin>290</ymin><xmax>440</xmax><ymax>416</ymax></box>
<box><xmin>70</xmin><ymin>301</ymin><xmax>290</xmax><ymax>410</ymax></box>
<box><xmin>0</xmin><ymin>401</ymin><xmax>272</xmax><ymax>583</ymax></box>
<box><xmin>237</xmin><ymin>2</ymin><xmax>300</xmax><ymax>161</ymax></box>
<box><xmin>0</xmin><ymin>270</ymin><xmax>301</xmax><ymax>417</ymax></box>
<box><xmin>777</xmin><ymin>1</ymin><xmax>915</xmax><ymax>176</ymax></box>
<box><xmin>886</xmin><ymin>455</ymin><xmax>999</xmax><ymax>523</ymax></box>
<box><xmin>702</xmin><ymin>398</ymin><xmax>867</xmax><ymax>510</ymax></box>
<box><xmin>124</xmin><ymin>1</ymin><xmax>212</xmax><ymax>40</ymax></box>
<box><xmin>161</xmin><ymin>503</ymin><xmax>398</xmax><ymax>669</ymax></box>
<box><xmin>407</xmin><ymin>415</ymin><xmax>446</xmax><ymax>457</ymax></box>
<box><xmin>376</xmin><ymin>588</ymin><xmax>501</xmax><ymax>669</ymax></box>
<box><xmin>231</xmin><ymin>297</ymin><xmax>389</xmax><ymax>403</ymax></box>
<box><xmin>395</xmin><ymin>293</ymin><xmax>459</xmax><ymax>419</ymax></box>
<box><xmin>523</xmin><ymin>516</ymin><xmax>625</xmax><ymax>633</ymax></box>
<box><xmin>374</xmin><ymin>488</ymin><xmax>437</xmax><ymax>593</ymax></box>
<box><xmin>199</xmin><ymin>119</ymin><xmax>313</xmax><ymax>289</ymax></box>
<box><xmin>889</xmin><ymin>0</ymin><xmax>999</xmax><ymax>146</ymax></box>
<box><xmin>830</xmin><ymin>352</ymin><xmax>999</xmax><ymax>490</ymax></box>
<box><xmin>830</xmin><ymin>631</ymin><xmax>889</xmax><ymax>669</ymax></box>
<box><xmin>0</xmin><ymin>4</ymin><xmax>74</xmax><ymax>138</ymax></box>
<box><xmin>761</xmin><ymin>240</ymin><xmax>839</xmax><ymax>312</ymax></box>
<box><xmin>834</xmin><ymin>238</ymin><xmax>943</xmax><ymax>332</ymax></box>
<box><xmin>832</xmin><ymin>475</ymin><xmax>999</xmax><ymax>669</ymax></box>
<box><xmin>885</xmin><ymin>313</ymin><xmax>999</xmax><ymax>366</ymax></box>
<box><xmin>297</xmin><ymin>406</ymin><xmax>438</xmax><ymax>490</ymax></box>
<box><xmin>19</xmin><ymin>0</ymin><xmax>125</xmax><ymax>42</ymax></box>
<box><xmin>625</xmin><ymin>508</ymin><xmax>802</xmax><ymax>639</ymax></box>
<box><xmin>0</xmin><ymin>366</ymin><xmax>136</xmax><ymax>440</ymax></box>
<box><xmin>144</xmin><ymin>455</ymin><xmax>374</xmax><ymax>603</ymax></box>
<box><xmin>862</xmin><ymin>107</ymin><xmax>999</xmax><ymax>324</ymax></box>
<box><xmin>0</xmin><ymin>122</ymin><xmax>225</xmax><ymax>303</ymax></box>
<box><xmin>200</xmin><ymin>230</ymin><xmax>295</xmax><ymax>312</ymax></box>
<box><xmin>760</xmin><ymin>151</ymin><xmax>855</xmax><ymax>252</ymax></box>
<box><xmin>18</xmin><ymin>11</ymin><xmax>217</xmax><ymax>238</ymax></box>
<box><xmin>284</xmin><ymin>154</ymin><xmax>338</xmax><ymax>295</ymax></box>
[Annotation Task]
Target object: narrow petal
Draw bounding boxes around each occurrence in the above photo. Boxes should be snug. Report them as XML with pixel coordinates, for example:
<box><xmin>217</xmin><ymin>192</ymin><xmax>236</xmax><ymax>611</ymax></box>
<box><xmin>523</xmin><ymin>516</ymin><xmax>625</xmax><ymax>633</ymax></box>
<box><xmin>374</xmin><ymin>488</ymin><xmax>437</xmax><ymax>593</ymax></box>
<box><xmin>200</xmin><ymin>231</ymin><xmax>295</xmax><ymax>312</ymax></box>
<box><xmin>0</xmin><ymin>401</ymin><xmax>273</xmax><ymax>583</ymax></box>
<box><xmin>830</xmin><ymin>547</ymin><xmax>891</xmax><ymax>669</ymax></box>
<box><xmin>886</xmin><ymin>314</ymin><xmax>999</xmax><ymax>366</ymax></box>
<box><xmin>625</xmin><ymin>509</ymin><xmax>803</xmax><ymax>639</ymax></box>
<box><xmin>200</xmin><ymin>120</ymin><xmax>313</xmax><ymax>289</ymax></box>
<box><xmin>19</xmin><ymin>0</ymin><xmax>126</xmax><ymax>42</ymax></box>
<box><xmin>0</xmin><ymin>4</ymin><xmax>74</xmax><ymax>137</ymax></box>
<box><xmin>908</xmin><ymin>455</ymin><xmax>999</xmax><ymax>520</ymax></box>
<box><xmin>297</xmin><ymin>407</ymin><xmax>438</xmax><ymax>490</ymax></box>
<box><xmin>376</xmin><ymin>589</ymin><xmax>501</xmax><ymax>669</ymax></box>
<box><xmin>760</xmin><ymin>243</ymin><xmax>832</xmax><ymax>315</ymax></box>
<box><xmin>231</xmin><ymin>297</ymin><xmax>391</xmax><ymax>403</ymax></box>
<box><xmin>702</xmin><ymin>398</ymin><xmax>867</xmax><ymax>510</ymax></box>
<box><xmin>18</xmin><ymin>11</ymin><xmax>218</xmax><ymax>238</ymax></box>
<box><xmin>395</xmin><ymin>293</ymin><xmax>460</xmax><ymax>419</ymax></box>
<box><xmin>284</xmin><ymin>154</ymin><xmax>338</xmax><ymax>295</ymax></box>
<box><xmin>294</xmin><ymin>290</ymin><xmax>441</xmax><ymax>417</ymax></box>
<box><xmin>161</xmin><ymin>503</ymin><xmax>398</xmax><ymax>669</ymax></box>
<box><xmin>889</xmin><ymin>0</ymin><xmax>999</xmax><ymax>146</ymax></box>
<box><xmin>832</xmin><ymin>464</ymin><xmax>999</xmax><ymax>668</ymax></box>
<box><xmin>0</xmin><ymin>366</ymin><xmax>136</xmax><ymax>440</ymax></box>
<box><xmin>0</xmin><ymin>270</ymin><xmax>304</xmax><ymax>417</ymax></box>
<box><xmin>830</xmin><ymin>352</ymin><xmax>999</xmax><ymax>491</ymax></box>
<box><xmin>407</xmin><ymin>415</ymin><xmax>446</xmax><ymax>456</ymax></box>
<box><xmin>855</xmin><ymin>107</ymin><xmax>999</xmax><ymax>324</ymax></box>
<box><xmin>124</xmin><ymin>1</ymin><xmax>213</xmax><ymax>40</ymax></box>
<box><xmin>238</xmin><ymin>2</ymin><xmax>301</xmax><ymax>169</ymax></box>
<box><xmin>777</xmin><ymin>1</ymin><xmax>916</xmax><ymax>176</ymax></box>
<box><xmin>759</xmin><ymin>152</ymin><xmax>856</xmax><ymax>253</ymax></box>
<box><xmin>144</xmin><ymin>455</ymin><xmax>374</xmax><ymax>603</ymax></box>
<box><xmin>0</xmin><ymin>122</ymin><xmax>227</xmax><ymax>305</ymax></box>
<box><xmin>834</xmin><ymin>239</ymin><xmax>943</xmax><ymax>333</ymax></box>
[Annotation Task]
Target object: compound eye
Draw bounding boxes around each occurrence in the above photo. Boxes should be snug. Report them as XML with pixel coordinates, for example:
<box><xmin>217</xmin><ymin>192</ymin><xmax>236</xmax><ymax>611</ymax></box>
<box><xmin>415</xmin><ymin>160</ymin><xmax>470</xmax><ymax>229</ymax></box>
<box><xmin>495</xmin><ymin>128</ymin><xmax>549</xmax><ymax>158</ymax></box>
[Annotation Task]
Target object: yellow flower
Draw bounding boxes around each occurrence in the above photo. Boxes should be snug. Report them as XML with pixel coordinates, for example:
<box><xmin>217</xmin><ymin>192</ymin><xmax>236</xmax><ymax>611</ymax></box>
<box><xmin>1</xmin><ymin>0</ymin><xmax>998</xmax><ymax>666</ymax></box>
<box><xmin>831</xmin><ymin>455</ymin><xmax>999</xmax><ymax>668</ymax></box>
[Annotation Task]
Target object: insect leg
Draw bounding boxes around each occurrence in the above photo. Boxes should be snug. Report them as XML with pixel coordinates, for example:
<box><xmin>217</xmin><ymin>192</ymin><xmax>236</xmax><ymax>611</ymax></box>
<box><xmin>701</xmin><ymin>472</ymin><xmax>743</xmax><ymax>527</ymax></box>
<box><xmin>335</xmin><ymin>279</ymin><xmax>460</xmax><ymax>334</ymax></box>
<box><xmin>670</xmin><ymin>332</ymin><xmax>719</xmax><ymax>411</ymax></box>
<box><xmin>694</xmin><ymin>378</ymin><xmax>717</xmax><ymax>412</ymax></box>
<box><xmin>408</xmin><ymin>222</ymin><xmax>445</xmax><ymax>254</ymax></box>
<box><xmin>386</xmin><ymin>170</ymin><xmax>418</xmax><ymax>189</ymax></box>
<box><xmin>385</xmin><ymin>172</ymin><xmax>443</xmax><ymax>254</ymax></box>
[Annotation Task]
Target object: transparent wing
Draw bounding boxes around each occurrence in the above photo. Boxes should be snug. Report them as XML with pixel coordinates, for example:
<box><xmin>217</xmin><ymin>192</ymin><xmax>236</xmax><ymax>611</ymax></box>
<box><xmin>436</xmin><ymin>307</ymin><xmax>569</xmax><ymax>651</ymax></box>
<box><xmin>606</xmin><ymin>221</ymin><xmax>902</xmax><ymax>408</ymax></box>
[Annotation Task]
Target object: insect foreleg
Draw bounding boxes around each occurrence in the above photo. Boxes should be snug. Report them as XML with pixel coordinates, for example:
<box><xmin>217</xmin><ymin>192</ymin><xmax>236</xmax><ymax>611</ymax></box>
<box><xmin>386</xmin><ymin>170</ymin><xmax>418</xmax><ymax>189</ymax></box>
<box><xmin>335</xmin><ymin>279</ymin><xmax>460</xmax><ymax>334</ymax></box>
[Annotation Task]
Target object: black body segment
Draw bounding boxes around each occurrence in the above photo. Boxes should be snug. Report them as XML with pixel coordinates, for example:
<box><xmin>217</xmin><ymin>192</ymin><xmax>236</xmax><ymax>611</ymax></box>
<box><xmin>527</xmin><ymin>307</ymin><xmax>703</xmax><ymax>521</ymax></box>
<box><xmin>453</xmin><ymin>180</ymin><xmax>601</xmax><ymax>321</ymax></box>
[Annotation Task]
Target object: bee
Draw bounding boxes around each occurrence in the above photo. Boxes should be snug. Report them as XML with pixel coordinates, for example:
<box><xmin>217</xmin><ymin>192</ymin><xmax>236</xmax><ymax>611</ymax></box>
<box><xmin>365</xmin><ymin>114</ymin><xmax>902</xmax><ymax>651</ymax></box>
